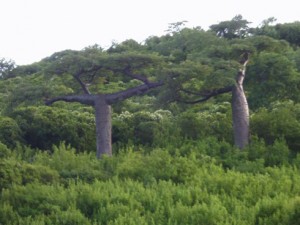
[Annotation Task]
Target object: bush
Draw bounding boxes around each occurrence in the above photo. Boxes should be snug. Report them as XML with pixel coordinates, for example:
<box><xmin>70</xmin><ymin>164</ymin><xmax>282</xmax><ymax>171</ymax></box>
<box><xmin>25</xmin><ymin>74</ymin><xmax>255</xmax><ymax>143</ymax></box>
<box><xmin>255</xmin><ymin>195</ymin><xmax>300</xmax><ymax>225</ymax></box>
<box><xmin>112</xmin><ymin>110</ymin><xmax>176</xmax><ymax>146</ymax></box>
<box><xmin>1</xmin><ymin>142</ymin><xmax>300</xmax><ymax>224</ymax></box>
<box><xmin>0</xmin><ymin>142</ymin><xmax>11</xmax><ymax>158</ymax></box>
<box><xmin>0</xmin><ymin>116</ymin><xmax>23</xmax><ymax>148</ymax></box>
<box><xmin>0</xmin><ymin>158</ymin><xmax>59</xmax><ymax>191</ymax></box>
<box><xmin>177</xmin><ymin>103</ymin><xmax>233</xmax><ymax>143</ymax></box>
<box><xmin>21</xmin><ymin>163</ymin><xmax>60</xmax><ymax>185</ymax></box>
<box><xmin>0</xmin><ymin>158</ymin><xmax>22</xmax><ymax>190</ymax></box>
<box><xmin>251</xmin><ymin>101</ymin><xmax>300</xmax><ymax>152</ymax></box>
<box><xmin>12</xmin><ymin>106</ymin><xmax>96</xmax><ymax>152</ymax></box>
<box><xmin>264</xmin><ymin>139</ymin><xmax>290</xmax><ymax>166</ymax></box>
<box><xmin>177</xmin><ymin>111</ymin><xmax>203</xmax><ymax>139</ymax></box>
<box><xmin>34</xmin><ymin>143</ymin><xmax>107</xmax><ymax>182</ymax></box>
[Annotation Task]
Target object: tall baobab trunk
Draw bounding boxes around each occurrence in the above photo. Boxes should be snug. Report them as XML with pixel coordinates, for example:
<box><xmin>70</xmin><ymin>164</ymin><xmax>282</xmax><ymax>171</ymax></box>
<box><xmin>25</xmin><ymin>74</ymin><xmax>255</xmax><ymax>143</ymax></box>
<box><xmin>94</xmin><ymin>95</ymin><xmax>112</xmax><ymax>157</ymax></box>
<box><xmin>232</xmin><ymin>57</ymin><xmax>249</xmax><ymax>149</ymax></box>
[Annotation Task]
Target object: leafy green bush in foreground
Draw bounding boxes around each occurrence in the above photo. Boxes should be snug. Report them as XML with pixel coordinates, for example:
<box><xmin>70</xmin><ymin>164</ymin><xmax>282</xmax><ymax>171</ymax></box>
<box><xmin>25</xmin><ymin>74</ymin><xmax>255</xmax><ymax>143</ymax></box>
<box><xmin>1</xmin><ymin>141</ymin><xmax>300</xmax><ymax>224</ymax></box>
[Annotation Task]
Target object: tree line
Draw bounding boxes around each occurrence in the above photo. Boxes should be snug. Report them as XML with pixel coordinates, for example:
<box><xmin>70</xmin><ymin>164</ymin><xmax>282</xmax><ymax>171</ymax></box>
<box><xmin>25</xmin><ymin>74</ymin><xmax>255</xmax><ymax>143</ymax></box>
<box><xmin>1</xmin><ymin>15</ymin><xmax>300</xmax><ymax>158</ymax></box>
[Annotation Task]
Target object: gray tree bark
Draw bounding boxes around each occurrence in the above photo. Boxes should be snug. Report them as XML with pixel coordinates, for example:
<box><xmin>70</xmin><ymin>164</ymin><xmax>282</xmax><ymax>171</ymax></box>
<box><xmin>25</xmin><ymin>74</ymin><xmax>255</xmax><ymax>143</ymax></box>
<box><xmin>232</xmin><ymin>58</ymin><xmax>249</xmax><ymax>149</ymax></box>
<box><xmin>94</xmin><ymin>95</ymin><xmax>112</xmax><ymax>157</ymax></box>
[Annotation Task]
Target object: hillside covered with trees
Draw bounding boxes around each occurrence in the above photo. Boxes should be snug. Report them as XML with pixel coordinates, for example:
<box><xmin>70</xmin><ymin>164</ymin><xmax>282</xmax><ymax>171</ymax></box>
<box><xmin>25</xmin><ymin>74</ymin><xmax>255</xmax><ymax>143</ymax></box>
<box><xmin>1</xmin><ymin>16</ymin><xmax>300</xmax><ymax>224</ymax></box>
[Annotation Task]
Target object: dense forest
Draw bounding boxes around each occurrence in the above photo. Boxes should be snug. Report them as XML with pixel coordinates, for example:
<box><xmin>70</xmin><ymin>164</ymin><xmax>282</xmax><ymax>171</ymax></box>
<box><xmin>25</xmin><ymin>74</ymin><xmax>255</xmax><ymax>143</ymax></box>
<box><xmin>1</xmin><ymin>15</ymin><xmax>300</xmax><ymax>224</ymax></box>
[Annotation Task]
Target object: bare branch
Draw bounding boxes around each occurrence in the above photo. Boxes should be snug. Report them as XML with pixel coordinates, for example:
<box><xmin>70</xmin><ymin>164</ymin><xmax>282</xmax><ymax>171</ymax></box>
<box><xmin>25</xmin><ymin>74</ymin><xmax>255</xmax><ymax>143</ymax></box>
<box><xmin>105</xmin><ymin>81</ymin><xmax>163</xmax><ymax>104</ymax></box>
<box><xmin>178</xmin><ymin>95</ymin><xmax>214</xmax><ymax>104</ymax></box>
<box><xmin>124</xmin><ymin>66</ymin><xmax>150</xmax><ymax>84</ymax></box>
<box><xmin>74</xmin><ymin>65</ymin><xmax>104</xmax><ymax>94</ymax></box>
<box><xmin>178</xmin><ymin>86</ymin><xmax>233</xmax><ymax>104</ymax></box>
<box><xmin>74</xmin><ymin>76</ymin><xmax>91</xmax><ymax>95</ymax></box>
<box><xmin>180</xmin><ymin>88</ymin><xmax>212</xmax><ymax>97</ymax></box>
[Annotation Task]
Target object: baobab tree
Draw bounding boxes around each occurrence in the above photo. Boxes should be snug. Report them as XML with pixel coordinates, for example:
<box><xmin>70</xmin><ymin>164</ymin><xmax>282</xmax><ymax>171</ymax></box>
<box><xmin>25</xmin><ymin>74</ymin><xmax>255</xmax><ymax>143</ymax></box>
<box><xmin>45</xmin><ymin>50</ymin><xmax>164</xmax><ymax>158</ymax></box>
<box><xmin>172</xmin><ymin>53</ymin><xmax>250</xmax><ymax>149</ymax></box>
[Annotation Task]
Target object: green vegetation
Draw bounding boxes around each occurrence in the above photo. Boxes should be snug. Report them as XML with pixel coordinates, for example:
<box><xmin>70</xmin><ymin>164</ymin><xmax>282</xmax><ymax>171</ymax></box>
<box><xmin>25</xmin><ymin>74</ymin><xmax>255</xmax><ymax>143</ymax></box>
<box><xmin>1</xmin><ymin>15</ymin><xmax>300</xmax><ymax>224</ymax></box>
<box><xmin>1</xmin><ymin>142</ymin><xmax>300</xmax><ymax>224</ymax></box>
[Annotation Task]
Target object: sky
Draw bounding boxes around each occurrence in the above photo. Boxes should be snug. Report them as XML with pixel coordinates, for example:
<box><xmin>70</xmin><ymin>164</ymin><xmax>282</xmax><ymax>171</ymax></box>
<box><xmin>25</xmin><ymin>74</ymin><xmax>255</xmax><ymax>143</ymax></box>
<box><xmin>1</xmin><ymin>0</ymin><xmax>299</xmax><ymax>65</ymax></box>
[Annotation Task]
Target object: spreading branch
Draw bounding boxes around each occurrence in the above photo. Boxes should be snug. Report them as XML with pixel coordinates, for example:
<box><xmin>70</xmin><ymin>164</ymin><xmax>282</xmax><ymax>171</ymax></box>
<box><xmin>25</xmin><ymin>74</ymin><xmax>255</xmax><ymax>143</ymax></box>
<box><xmin>74</xmin><ymin>76</ymin><xmax>91</xmax><ymax>95</ymax></box>
<box><xmin>180</xmin><ymin>88</ymin><xmax>213</xmax><ymax>97</ymax></box>
<box><xmin>177</xmin><ymin>52</ymin><xmax>250</xmax><ymax>104</ymax></box>
<box><xmin>45</xmin><ymin>94</ymin><xmax>96</xmax><ymax>106</ymax></box>
<box><xmin>46</xmin><ymin>80</ymin><xmax>164</xmax><ymax>106</ymax></box>
<box><xmin>123</xmin><ymin>66</ymin><xmax>150</xmax><ymax>84</ymax></box>
<box><xmin>178</xmin><ymin>86</ymin><xmax>233</xmax><ymax>104</ymax></box>
<box><xmin>105</xmin><ymin>81</ymin><xmax>164</xmax><ymax>104</ymax></box>
<box><xmin>74</xmin><ymin>65</ymin><xmax>104</xmax><ymax>94</ymax></box>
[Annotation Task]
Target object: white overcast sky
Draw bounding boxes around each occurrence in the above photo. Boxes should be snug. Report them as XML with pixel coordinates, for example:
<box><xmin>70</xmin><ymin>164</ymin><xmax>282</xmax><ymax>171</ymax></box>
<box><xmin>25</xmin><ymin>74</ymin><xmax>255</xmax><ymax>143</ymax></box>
<box><xmin>1</xmin><ymin>0</ymin><xmax>299</xmax><ymax>65</ymax></box>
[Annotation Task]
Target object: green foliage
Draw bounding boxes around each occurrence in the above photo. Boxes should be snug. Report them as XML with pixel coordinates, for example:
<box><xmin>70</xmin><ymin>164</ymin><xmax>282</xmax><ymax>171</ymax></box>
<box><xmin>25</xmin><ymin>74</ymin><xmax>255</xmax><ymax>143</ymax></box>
<box><xmin>107</xmin><ymin>39</ymin><xmax>146</xmax><ymax>53</ymax></box>
<box><xmin>247</xmin><ymin>35</ymin><xmax>290</xmax><ymax>53</ymax></box>
<box><xmin>250</xmin><ymin>17</ymin><xmax>278</xmax><ymax>38</ymax></box>
<box><xmin>35</xmin><ymin>143</ymin><xmax>109</xmax><ymax>182</ymax></box>
<box><xmin>176</xmin><ymin>102</ymin><xmax>233</xmax><ymax>142</ymax></box>
<box><xmin>0</xmin><ymin>158</ymin><xmax>22</xmax><ymax>190</ymax></box>
<box><xmin>112</xmin><ymin>109</ymin><xmax>177</xmax><ymax>147</ymax></box>
<box><xmin>1</xmin><ymin>74</ymin><xmax>73</xmax><ymax>114</ymax></box>
<box><xmin>275</xmin><ymin>22</ymin><xmax>300</xmax><ymax>46</ymax></box>
<box><xmin>0</xmin><ymin>142</ymin><xmax>11</xmax><ymax>158</ymax></box>
<box><xmin>0</xmin><ymin>157</ymin><xmax>59</xmax><ymax>191</ymax></box>
<box><xmin>247</xmin><ymin>52</ymin><xmax>300</xmax><ymax>109</ymax></box>
<box><xmin>264</xmin><ymin>139</ymin><xmax>290</xmax><ymax>166</ymax></box>
<box><xmin>0</xmin><ymin>58</ymin><xmax>15</xmax><ymax>79</ymax></box>
<box><xmin>12</xmin><ymin>106</ymin><xmax>96</xmax><ymax>151</ymax></box>
<box><xmin>43</xmin><ymin>49</ymin><xmax>164</xmax><ymax>96</ymax></box>
<box><xmin>255</xmin><ymin>195</ymin><xmax>300</xmax><ymax>225</ymax></box>
<box><xmin>0</xmin><ymin>116</ymin><xmax>23</xmax><ymax>148</ymax></box>
<box><xmin>209</xmin><ymin>15</ymin><xmax>251</xmax><ymax>39</ymax></box>
<box><xmin>177</xmin><ymin>111</ymin><xmax>204</xmax><ymax>139</ymax></box>
<box><xmin>249</xmin><ymin>19</ymin><xmax>300</xmax><ymax>48</ymax></box>
<box><xmin>251</xmin><ymin>101</ymin><xmax>300</xmax><ymax>152</ymax></box>
<box><xmin>10</xmin><ymin>62</ymin><xmax>44</xmax><ymax>77</ymax></box>
<box><xmin>1</xmin><ymin>143</ymin><xmax>300</xmax><ymax>224</ymax></box>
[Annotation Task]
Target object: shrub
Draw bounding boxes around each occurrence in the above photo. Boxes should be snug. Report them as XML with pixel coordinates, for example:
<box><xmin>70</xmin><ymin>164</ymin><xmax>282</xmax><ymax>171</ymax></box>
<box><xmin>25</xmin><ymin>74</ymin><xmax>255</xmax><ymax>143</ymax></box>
<box><xmin>21</xmin><ymin>163</ymin><xmax>60</xmax><ymax>185</ymax></box>
<box><xmin>177</xmin><ymin>111</ymin><xmax>203</xmax><ymax>139</ymax></box>
<box><xmin>0</xmin><ymin>116</ymin><xmax>23</xmax><ymax>148</ymax></box>
<box><xmin>112</xmin><ymin>110</ymin><xmax>176</xmax><ymax>146</ymax></box>
<box><xmin>12</xmin><ymin>106</ymin><xmax>96</xmax><ymax>152</ymax></box>
<box><xmin>264</xmin><ymin>139</ymin><xmax>290</xmax><ymax>166</ymax></box>
<box><xmin>255</xmin><ymin>195</ymin><xmax>300</xmax><ymax>225</ymax></box>
<box><xmin>1</xmin><ymin>183</ymin><xmax>72</xmax><ymax>219</ymax></box>
<box><xmin>51</xmin><ymin>208</ymin><xmax>91</xmax><ymax>225</ymax></box>
<box><xmin>0</xmin><ymin>203</ymin><xmax>19</xmax><ymax>225</ymax></box>
<box><xmin>1</xmin><ymin>143</ymin><xmax>300</xmax><ymax>224</ymax></box>
<box><xmin>0</xmin><ymin>142</ymin><xmax>11</xmax><ymax>158</ymax></box>
<box><xmin>177</xmin><ymin>102</ymin><xmax>232</xmax><ymax>143</ymax></box>
<box><xmin>0</xmin><ymin>158</ymin><xmax>22</xmax><ymax>190</ymax></box>
<box><xmin>0</xmin><ymin>158</ymin><xmax>59</xmax><ymax>191</ymax></box>
<box><xmin>251</xmin><ymin>101</ymin><xmax>300</xmax><ymax>152</ymax></box>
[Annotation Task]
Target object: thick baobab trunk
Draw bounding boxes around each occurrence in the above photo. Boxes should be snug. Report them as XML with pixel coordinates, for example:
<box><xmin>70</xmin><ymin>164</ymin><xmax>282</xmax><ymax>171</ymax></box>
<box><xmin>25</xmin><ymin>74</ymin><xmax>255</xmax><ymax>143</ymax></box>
<box><xmin>232</xmin><ymin>83</ymin><xmax>249</xmax><ymax>149</ymax></box>
<box><xmin>94</xmin><ymin>95</ymin><xmax>112</xmax><ymax>158</ymax></box>
<box><xmin>232</xmin><ymin>58</ymin><xmax>249</xmax><ymax>149</ymax></box>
